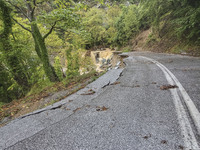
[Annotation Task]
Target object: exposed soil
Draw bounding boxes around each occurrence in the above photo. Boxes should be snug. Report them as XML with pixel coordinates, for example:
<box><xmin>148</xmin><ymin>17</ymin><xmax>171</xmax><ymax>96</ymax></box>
<box><xmin>132</xmin><ymin>29</ymin><xmax>152</xmax><ymax>51</ymax></box>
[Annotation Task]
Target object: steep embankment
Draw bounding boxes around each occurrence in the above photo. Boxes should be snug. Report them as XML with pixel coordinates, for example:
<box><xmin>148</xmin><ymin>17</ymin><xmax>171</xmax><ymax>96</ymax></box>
<box><xmin>132</xmin><ymin>29</ymin><xmax>200</xmax><ymax>57</ymax></box>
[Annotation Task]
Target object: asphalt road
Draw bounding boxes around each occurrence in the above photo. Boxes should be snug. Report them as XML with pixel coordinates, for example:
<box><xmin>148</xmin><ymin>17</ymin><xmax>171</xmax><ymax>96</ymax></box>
<box><xmin>0</xmin><ymin>51</ymin><xmax>200</xmax><ymax>150</ymax></box>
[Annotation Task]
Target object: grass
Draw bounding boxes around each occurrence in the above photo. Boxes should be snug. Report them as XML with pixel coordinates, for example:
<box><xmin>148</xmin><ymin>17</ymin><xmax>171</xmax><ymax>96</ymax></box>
<box><xmin>122</xmin><ymin>46</ymin><xmax>132</xmax><ymax>52</ymax></box>
<box><xmin>44</xmin><ymin>99</ymin><xmax>59</xmax><ymax>107</ymax></box>
<box><xmin>0</xmin><ymin>102</ymin><xmax>5</xmax><ymax>107</ymax></box>
<box><xmin>63</xmin><ymin>70</ymin><xmax>97</xmax><ymax>86</ymax></box>
<box><xmin>169</xmin><ymin>44</ymin><xmax>188</xmax><ymax>54</ymax></box>
<box><xmin>146</xmin><ymin>33</ymin><xmax>160</xmax><ymax>44</ymax></box>
<box><xmin>27</xmin><ymin>80</ymin><xmax>54</xmax><ymax>96</ymax></box>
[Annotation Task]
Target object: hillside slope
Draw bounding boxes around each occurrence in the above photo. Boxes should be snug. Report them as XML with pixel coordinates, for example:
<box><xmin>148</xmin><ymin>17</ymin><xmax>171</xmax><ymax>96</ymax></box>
<box><xmin>132</xmin><ymin>29</ymin><xmax>200</xmax><ymax>57</ymax></box>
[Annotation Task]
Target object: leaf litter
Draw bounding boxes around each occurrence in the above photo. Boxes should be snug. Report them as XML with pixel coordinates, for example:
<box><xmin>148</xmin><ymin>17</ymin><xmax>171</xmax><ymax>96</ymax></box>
<box><xmin>160</xmin><ymin>85</ymin><xmax>178</xmax><ymax>90</ymax></box>
<box><xmin>81</xmin><ymin>89</ymin><xmax>96</xmax><ymax>95</ymax></box>
<box><xmin>143</xmin><ymin>134</ymin><xmax>151</xmax><ymax>139</ymax></box>
<box><xmin>111</xmin><ymin>81</ymin><xmax>121</xmax><ymax>85</ymax></box>
<box><xmin>96</xmin><ymin>106</ymin><xmax>109</xmax><ymax>111</ymax></box>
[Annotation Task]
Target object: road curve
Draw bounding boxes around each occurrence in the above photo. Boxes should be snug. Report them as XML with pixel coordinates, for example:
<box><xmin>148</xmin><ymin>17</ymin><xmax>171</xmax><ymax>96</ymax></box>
<box><xmin>0</xmin><ymin>51</ymin><xmax>200</xmax><ymax>150</ymax></box>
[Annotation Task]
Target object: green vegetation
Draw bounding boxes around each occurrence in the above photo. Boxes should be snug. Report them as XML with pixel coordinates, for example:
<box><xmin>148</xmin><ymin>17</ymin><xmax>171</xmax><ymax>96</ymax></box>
<box><xmin>0</xmin><ymin>102</ymin><xmax>5</xmax><ymax>108</ymax></box>
<box><xmin>122</xmin><ymin>46</ymin><xmax>132</xmax><ymax>52</ymax></box>
<box><xmin>0</xmin><ymin>0</ymin><xmax>200</xmax><ymax>106</ymax></box>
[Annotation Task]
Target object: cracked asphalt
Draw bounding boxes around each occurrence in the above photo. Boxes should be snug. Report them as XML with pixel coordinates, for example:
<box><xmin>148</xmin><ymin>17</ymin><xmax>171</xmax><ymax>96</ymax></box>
<box><xmin>0</xmin><ymin>52</ymin><xmax>200</xmax><ymax>150</ymax></box>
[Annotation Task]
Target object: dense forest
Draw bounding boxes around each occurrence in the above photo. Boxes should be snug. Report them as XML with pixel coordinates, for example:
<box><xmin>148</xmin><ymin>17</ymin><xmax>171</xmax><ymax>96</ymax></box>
<box><xmin>0</xmin><ymin>0</ymin><xmax>200</xmax><ymax>105</ymax></box>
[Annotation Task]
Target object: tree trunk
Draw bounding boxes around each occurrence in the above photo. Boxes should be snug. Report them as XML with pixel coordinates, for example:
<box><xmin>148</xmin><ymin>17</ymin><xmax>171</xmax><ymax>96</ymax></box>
<box><xmin>25</xmin><ymin>1</ymin><xmax>59</xmax><ymax>82</ymax></box>
<box><xmin>31</xmin><ymin>23</ymin><xmax>59</xmax><ymax>82</ymax></box>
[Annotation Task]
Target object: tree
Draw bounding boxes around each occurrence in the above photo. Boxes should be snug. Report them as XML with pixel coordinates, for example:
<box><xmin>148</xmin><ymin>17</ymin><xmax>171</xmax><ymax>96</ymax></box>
<box><xmin>6</xmin><ymin>0</ymin><xmax>80</xmax><ymax>82</ymax></box>
<box><xmin>0</xmin><ymin>0</ymin><xmax>30</xmax><ymax>93</ymax></box>
<box><xmin>6</xmin><ymin>0</ymin><xmax>59</xmax><ymax>82</ymax></box>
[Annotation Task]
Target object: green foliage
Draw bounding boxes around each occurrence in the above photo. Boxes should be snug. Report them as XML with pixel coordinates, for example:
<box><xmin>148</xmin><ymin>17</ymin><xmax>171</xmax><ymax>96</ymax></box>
<box><xmin>0</xmin><ymin>64</ymin><xmax>16</xmax><ymax>102</ymax></box>
<box><xmin>146</xmin><ymin>33</ymin><xmax>160</xmax><ymax>44</ymax></box>
<box><xmin>115</xmin><ymin>5</ymin><xmax>139</xmax><ymax>45</ymax></box>
<box><xmin>78</xmin><ymin>49</ymin><xmax>95</xmax><ymax>74</ymax></box>
<box><xmin>171</xmin><ymin>5</ymin><xmax>200</xmax><ymax>44</ymax></box>
<box><xmin>0</xmin><ymin>0</ymin><xmax>33</xmax><ymax>102</ymax></box>
<box><xmin>82</xmin><ymin>5</ymin><xmax>122</xmax><ymax>47</ymax></box>
<box><xmin>66</xmin><ymin>45</ymin><xmax>80</xmax><ymax>79</ymax></box>
<box><xmin>122</xmin><ymin>46</ymin><xmax>132</xmax><ymax>52</ymax></box>
<box><xmin>82</xmin><ymin>7</ymin><xmax>106</xmax><ymax>46</ymax></box>
<box><xmin>0</xmin><ymin>102</ymin><xmax>5</xmax><ymax>108</ymax></box>
<box><xmin>139</xmin><ymin>0</ymin><xmax>171</xmax><ymax>30</ymax></box>
<box><xmin>6</xmin><ymin>0</ymin><xmax>81</xmax><ymax>83</ymax></box>
<box><xmin>27</xmin><ymin>66</ymin><xmax>53</xmax><ymax>96</ymax></box>
<box><xmin>65</xmin><ymin>30</ymin><xmax>91</xmax><ymax>49</ymax></box>
<box><xmin>64</xmin><ymin>69</ymin><xmax>96</xmax><ymax>86</ymax></box>
<box><xmin>38</xmin><ymin>6</ymin><xmax>80</xmax><ymax>31</ymax></box>
<box><xmin>105</xmin><ymin>5</ymin><xmax>122</xmax><ymax>45</ymax></box>
<box><xmin>54</xmin><ymin>56</ymin><xmax>64</xmax><ymax>81</ymax></box>
<box><xmin>138</xmin><ymin>0</ymin><xmax>200</xmax><ymax>44</ymax></box>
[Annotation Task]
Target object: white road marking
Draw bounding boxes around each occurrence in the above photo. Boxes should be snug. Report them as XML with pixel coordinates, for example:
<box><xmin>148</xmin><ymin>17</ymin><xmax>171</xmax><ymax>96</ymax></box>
<box><xmin>158</xmin><ymin>61</ymin><xmax>200</xmax><ymax>134</ymax></box>
<box><xmin>140</xmin><ymin>56</ymin><xmax>200</xmax><ymax>149</ymax></box>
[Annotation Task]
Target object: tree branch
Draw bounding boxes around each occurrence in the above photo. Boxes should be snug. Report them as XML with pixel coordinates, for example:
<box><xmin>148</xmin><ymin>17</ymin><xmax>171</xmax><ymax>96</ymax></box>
<box><xmin>11</xmin><ymin>32</ymin><xmax>16</xmax><ymax>41</ymax></box>
<box><xmin>31</xmin><ymin>0</ymin><xmax>37</xmax><ymax>19</ymax></box>
<box><xmin>43</xmin><ymin>22</ymin><xmax>57</xmax><ymax>40</ymax></box>
<box><xmin>33</xmin><ymin>0</ymin><xmax>37</xmax><ymax>6</ymax></box>
<box><xmin>7</xmin><ymin>1</ymin><xmax>31</xmax><ymax>22</ymax></box>
<box><xmin>31</xmin><ymin>6</ymin><xmax>35</xmax><ymax>19</ymax></box>
<box><xmin>12</xmin><ymin>18</ymin><xmax>32</xmax><ymax>33</ymax></box>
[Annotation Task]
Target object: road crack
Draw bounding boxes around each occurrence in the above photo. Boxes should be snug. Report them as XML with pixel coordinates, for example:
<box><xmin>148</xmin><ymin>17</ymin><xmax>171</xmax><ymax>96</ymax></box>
<box><xmin>20</xmin><ymin>104</ymin><xmax>64</xmax><ymax>119</ymax></box>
